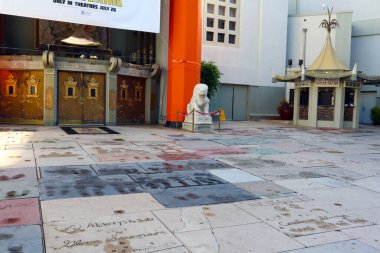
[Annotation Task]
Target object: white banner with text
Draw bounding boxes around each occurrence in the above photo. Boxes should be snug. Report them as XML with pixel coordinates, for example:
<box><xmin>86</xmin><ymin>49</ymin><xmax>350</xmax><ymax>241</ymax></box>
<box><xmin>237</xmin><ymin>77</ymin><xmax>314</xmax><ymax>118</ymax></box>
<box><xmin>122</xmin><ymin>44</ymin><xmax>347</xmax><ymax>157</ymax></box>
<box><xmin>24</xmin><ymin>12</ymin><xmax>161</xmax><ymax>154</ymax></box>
<box><xmin>0</xmin><ymin>0</ymin><xmax>161</xmax><ymax>33</ymax></box>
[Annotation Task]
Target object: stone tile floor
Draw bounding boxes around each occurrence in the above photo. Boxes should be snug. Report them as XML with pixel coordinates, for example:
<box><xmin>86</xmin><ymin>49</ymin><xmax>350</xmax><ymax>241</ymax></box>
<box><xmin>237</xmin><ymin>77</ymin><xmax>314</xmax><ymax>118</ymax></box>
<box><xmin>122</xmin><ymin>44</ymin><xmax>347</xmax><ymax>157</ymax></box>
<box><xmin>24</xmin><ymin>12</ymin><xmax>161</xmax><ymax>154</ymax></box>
<box><xmin>0</xmin><ymin>121</ymin><xmax>380</xmax><ymax>253</ymax></box>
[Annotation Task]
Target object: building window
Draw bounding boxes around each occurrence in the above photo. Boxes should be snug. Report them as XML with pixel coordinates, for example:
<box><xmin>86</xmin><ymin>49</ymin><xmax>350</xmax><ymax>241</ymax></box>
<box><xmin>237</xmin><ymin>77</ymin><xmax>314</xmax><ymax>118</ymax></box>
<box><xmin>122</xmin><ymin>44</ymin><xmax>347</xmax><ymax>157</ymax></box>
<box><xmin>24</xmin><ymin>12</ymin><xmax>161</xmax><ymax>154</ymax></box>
<box><xmin>67</xmin><ymin>87</ymin><xmax>74</xmax><ymax>97</ymax></box>
<box><xmin>218</xmin><ymin>6</ymin><xmax>226</xmax><ymax>16</ymax></box>
<box><xmin>228</xmin><ymin>34</ymin><xmax>236</xmax><ymax>44</ymax></box>
<box><xmin>206</xmin><ymin>31</ymin><xmax>214</xmax><ymax>41</ymax></box>
<box><xmin>86</xmin><ymin>78</ymin><xmax>99</xmax><ymax>100</ymax></box>
<box><xmin>318</xmin><ymin>88</ymin><xmax>335</xmax><ymax>106</ymax></box>
<box><xmin>229</xmin><ymin>21</ymin><xmax>236</xmax><ymax>31</ymax></box>
<box><xmin>207</xmin><ymin>4</ymin><xmax>215</xmax><ymax>14</ymax></box>
<box><xmin>204</xmin><ymin>0</ymin><xmax>240</xmax><ymax>47</ymax></box>
<box><xmin>218</xmin><ymin>33</ymin><xmax>225</xmax><ymax>42</ymax></box>
<box><xmin>229</xmin><ymin>7</ymin><xmax>237</xmax><ymax>17</ymax></box>
<box><xmin>344</xmin><ymin>88</ymin><xmax>355</xmax><ymax>106</ymax></box>
<box><xmin>218</xmin><ymin>19</ymin><xmax>225</xmax><ymax>29</ymax></box>
<box><xmin>300</xmin><ymin>88</ymin><xmax>309</xmax><ymax>106</ymax></box>
<box><xmin>5</xmin><ymin>75</ymin><xmax>17</xmax><ymax>97</ymax></box>
<box><xmin>26</xmin><ymin>75</ymin><xmax>39</xmax><ymax>98</ymax></box>
<box><xmin>207</xmin><ymin>18</ymin><xmax>214</xmax><ymax>28</ymax></box>
<box><xmin>120</xmin><ymin>80</ymin><xmax>129</xmax><ymax>101</ymax></box>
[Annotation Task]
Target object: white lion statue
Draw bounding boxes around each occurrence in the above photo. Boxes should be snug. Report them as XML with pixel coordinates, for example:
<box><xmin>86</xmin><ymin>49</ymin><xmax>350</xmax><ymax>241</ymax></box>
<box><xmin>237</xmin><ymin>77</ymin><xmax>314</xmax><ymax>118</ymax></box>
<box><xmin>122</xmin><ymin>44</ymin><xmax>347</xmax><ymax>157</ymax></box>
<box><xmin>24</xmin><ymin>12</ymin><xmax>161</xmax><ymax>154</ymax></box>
<box><xmin>187</xmin><ymin>83</ymin><xmax>210</xmax><ymax>114</ymax></box>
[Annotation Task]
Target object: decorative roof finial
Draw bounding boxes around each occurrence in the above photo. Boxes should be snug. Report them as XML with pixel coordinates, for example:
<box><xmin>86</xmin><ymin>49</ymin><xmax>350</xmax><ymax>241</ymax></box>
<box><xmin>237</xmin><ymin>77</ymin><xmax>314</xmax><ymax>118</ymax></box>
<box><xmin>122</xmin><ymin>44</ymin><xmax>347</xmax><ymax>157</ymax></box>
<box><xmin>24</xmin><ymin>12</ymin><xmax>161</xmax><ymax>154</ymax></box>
<box><xmin>319</xmin><ymin>7</ymin><xmax>339</xmax><ymax>33</ymax></box>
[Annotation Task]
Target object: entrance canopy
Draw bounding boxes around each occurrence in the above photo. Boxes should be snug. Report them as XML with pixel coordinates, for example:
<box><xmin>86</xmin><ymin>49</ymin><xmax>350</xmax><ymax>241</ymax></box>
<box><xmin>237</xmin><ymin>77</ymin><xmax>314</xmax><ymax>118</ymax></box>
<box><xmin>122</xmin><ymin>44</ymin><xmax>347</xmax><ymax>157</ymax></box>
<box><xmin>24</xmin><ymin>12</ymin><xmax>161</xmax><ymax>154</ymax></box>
<box><xmin>0</xmin><ymin>0</ymin><xmax>160</xmax><ymax>33</ymax></box>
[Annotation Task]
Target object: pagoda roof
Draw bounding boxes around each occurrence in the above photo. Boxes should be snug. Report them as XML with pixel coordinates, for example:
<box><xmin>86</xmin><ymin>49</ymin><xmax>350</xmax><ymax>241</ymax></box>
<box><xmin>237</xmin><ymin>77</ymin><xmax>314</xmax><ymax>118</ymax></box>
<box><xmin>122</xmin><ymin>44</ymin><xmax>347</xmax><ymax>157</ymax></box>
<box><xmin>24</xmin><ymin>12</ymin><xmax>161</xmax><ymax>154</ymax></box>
<box><xmin>307</xmin><ymin>34</ymin><xmax>349</xmax><ymax>71</ymax></box>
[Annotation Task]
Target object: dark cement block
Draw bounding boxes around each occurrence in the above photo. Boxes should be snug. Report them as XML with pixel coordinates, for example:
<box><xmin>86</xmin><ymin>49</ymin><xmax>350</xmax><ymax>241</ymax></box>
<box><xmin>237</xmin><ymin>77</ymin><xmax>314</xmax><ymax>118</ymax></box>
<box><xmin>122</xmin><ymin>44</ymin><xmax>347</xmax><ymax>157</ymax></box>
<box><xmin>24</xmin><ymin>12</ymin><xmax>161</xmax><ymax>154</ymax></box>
<box><xmin>40</xmin><ymin>175</ymin><xmax>144</xmax><ymax>201</ymax></box>
<box><xmin>91</xmin><ymin>163</ymin><xmax>147</xmax><ymax>175</ymax></box>
<box><xmin>138</xmin><ymin>161</ymin><xmax>193</xmax><ymax>173</ymax></box>
<box><xmin>150</xmin><ymin>184</ymin><xmax>260</xmax><ymax>208</ymax></box>
<box><xmin>130</xmin><ymin>170</ymin><xmax>227</xmax><ymax>190</ymax></box>
<box><xmin>39</xmin><ymin>165</ymin><xmax>96</xmax><ymax>178</ymax></box>
<box><xmin>185</xmin><ymin>159</ymin><xmax>234</xmax><ymax>170</ymax></box>
<box><xmin>0</xmin><ymin>225</ymin><xmax>43</xmax><ymax>253</ymax></box>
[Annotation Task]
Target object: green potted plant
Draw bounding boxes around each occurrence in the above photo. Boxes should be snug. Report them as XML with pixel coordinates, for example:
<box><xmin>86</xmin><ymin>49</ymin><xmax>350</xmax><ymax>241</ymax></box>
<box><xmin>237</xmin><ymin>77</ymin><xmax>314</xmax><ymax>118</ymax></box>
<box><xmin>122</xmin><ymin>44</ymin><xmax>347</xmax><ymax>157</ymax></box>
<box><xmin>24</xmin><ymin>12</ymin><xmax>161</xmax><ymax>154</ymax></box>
<box><xmin>277</xmin><ymin>99</ymin><xmax>293</xmax><ymax>120</ymax></box>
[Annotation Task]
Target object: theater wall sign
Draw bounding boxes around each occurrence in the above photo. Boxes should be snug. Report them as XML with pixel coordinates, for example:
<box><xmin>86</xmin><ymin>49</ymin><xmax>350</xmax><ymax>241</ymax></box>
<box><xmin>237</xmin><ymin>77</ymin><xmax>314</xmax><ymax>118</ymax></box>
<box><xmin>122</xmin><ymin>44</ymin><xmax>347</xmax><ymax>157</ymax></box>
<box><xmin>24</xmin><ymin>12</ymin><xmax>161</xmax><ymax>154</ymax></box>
<box><xmin>0</xmin><ymin>0</ymin><xmax>160</xmax><ymax>33</ymax></box>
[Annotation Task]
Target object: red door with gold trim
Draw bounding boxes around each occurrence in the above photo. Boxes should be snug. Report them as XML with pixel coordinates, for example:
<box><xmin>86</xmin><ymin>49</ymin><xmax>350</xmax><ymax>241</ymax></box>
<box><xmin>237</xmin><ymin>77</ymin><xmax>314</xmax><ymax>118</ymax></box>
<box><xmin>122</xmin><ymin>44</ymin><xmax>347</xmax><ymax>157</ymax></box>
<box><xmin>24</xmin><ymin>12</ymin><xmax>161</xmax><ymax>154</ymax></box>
<box><xmin>58</xmin><ymin>71</ymin><xmax>105</xmax><ymax>125</ymax></box>
<box><xmin>117</xmin><ymin>75</ymin><xmax>146</xmax><ymax>124</ymax></box>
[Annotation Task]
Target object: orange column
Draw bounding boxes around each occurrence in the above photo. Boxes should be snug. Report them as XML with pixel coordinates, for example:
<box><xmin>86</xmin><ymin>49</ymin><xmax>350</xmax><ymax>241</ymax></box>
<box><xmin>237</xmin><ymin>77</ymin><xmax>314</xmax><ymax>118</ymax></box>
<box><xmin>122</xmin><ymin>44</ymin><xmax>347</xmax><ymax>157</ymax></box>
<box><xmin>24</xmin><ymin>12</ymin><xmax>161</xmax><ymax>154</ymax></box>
<box><xmin>166</xmin><ymin>0</ymin><xmax>202</xmax><ymax>127</ymax></box>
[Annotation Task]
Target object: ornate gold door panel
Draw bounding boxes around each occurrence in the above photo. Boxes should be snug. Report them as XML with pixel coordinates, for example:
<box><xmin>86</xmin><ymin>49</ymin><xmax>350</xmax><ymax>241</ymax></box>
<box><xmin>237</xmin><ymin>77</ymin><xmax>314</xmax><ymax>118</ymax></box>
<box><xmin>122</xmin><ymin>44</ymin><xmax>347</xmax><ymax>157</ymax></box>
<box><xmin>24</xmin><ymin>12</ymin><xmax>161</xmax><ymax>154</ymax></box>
<box><xmin>0</xmin><ymin>70</ymin><xmax>44</xmax><ymax>124</ymax></box>
<box><xmin>117</xmin><ymin>75</ymin><xmax>146</xmax><ymax>124</ymax></box>
<box><xmin>58</xmin><ymin>71</ymin><xmax>105</xmax><ymax>125</ymax></box>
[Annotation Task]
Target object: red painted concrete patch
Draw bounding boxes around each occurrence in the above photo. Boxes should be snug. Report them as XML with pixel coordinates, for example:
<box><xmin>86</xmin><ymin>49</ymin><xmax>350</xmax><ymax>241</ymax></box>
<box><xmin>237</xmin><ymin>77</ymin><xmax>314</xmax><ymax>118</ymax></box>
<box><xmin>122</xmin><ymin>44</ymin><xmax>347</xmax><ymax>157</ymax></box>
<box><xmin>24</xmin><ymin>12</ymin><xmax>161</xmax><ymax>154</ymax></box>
<box><xmin>0</xmin><ymin>198</ymin><xmax>40</xmax><ymax>227</ymax></box>
<box><xmin>158</xmin><ymin>152</ymin><xmax>205</xmax><ymax>161</ymax></box>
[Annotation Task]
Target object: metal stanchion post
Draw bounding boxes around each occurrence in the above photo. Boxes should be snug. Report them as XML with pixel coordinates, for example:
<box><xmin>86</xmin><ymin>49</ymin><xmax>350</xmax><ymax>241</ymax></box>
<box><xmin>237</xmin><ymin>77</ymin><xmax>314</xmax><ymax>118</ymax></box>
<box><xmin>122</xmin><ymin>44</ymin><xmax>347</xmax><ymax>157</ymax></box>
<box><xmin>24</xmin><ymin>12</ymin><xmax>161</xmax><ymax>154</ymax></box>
<box><xmin>218</xmin><ymin>108</ymin><xmax>221</xmax><ymax>133</ymax></box>
<box><xmin>192</xmin><ymin>108</ymin><xmax>195</xmax><ymax>133</ymax></box>
<box><xmin>176</xmin><ymin>110</ymin><xmax>179</xmax><ymax>129</ymax></box>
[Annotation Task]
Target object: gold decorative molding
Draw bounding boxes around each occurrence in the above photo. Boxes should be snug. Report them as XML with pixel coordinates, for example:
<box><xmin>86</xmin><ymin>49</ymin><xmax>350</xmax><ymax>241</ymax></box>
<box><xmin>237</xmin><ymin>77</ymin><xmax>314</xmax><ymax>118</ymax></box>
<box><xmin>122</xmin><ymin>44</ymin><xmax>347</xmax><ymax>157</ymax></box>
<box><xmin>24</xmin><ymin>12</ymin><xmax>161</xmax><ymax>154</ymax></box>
<box><xmin>63</xmin><ymin>76</ymin><xmax>78</xmax><ymax>100</ymax></box>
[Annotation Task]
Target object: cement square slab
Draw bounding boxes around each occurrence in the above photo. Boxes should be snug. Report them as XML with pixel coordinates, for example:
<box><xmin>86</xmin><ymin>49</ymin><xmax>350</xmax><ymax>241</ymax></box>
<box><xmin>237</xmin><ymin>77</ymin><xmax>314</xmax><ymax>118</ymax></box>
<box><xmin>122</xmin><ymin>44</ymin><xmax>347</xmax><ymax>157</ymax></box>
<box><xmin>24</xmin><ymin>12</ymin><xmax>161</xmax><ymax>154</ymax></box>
<box><xmin>208</xmin><ymin>168</ymin><xmax>264</xmax><ymax>183</ymax></box>
<box><xmin>39</xmin><ymin>165</ymin><xmax>97</xmax><ymax>178</ymax></box>
<box><xmin>41</xmin><ymin>193</ymin><xmax>164</xmax><ymax>223</ymax></box>
<box><xmin>157</xmin><ymin>152</ymin><xmax>206</xmax><ymax>161</ymax></box>
<box><xmin>153</xmin><ymin>246</ymin><xmax>190</xmax><ymax>252</ymax></box>
<box><xmin>242</xmin><ymin>167</ymin><xmax>324</xmax><ymax>181</ymax></box>
<box><xmin>246</xmin><ymin>147</ymin><xmax>289</xmax><ymax>155</ymax></box>
<box><xmin>43</xmin><ymin>212</ymin><xmax>182</xmax><ymax>253</ymax></box>
<box><xmin>138</xmin><ymin>161</ymin><xmax>193</xmax><ymax>173</ymax></box>
<box><xmin>236</xmin><ymin>181</ymin><xmax>297</xmax><ymax>198</ymax></box>
<box><xmin>303</xmin><ymin>187</ymin><xmax>380</xmax><ymax>211</ymax></box>
<box><xmin>0</xmin><ymin>180</ymin><xmax>39</xmax><ymax>200</ymax></box>
<box><xmin>133</xmin><ymin>142</ymin><xmax>185</xmax><ymax>154</ymax></box>
<box><xmin>310</xmin><ymin>177</ymin><xmax>352</xmax><ymax>188</ymax></box>
<box><xmin>0</xmin><ymin>150</ymin><xmax>36</xmax><ymax>169</ymax></box>
<box><xmin>0</xmin><ymin>198</ymin><xmax>40</xmax><ymax>227</ymax></box>
<box><xmin>153</xmin><ymin>203</ymin><xmax>260</xmax><ymax>233</ymax></box>
<box><xmin>352</xmin><ymin>177</ymin><xmax>380</xmax><ymax>193</ymax></box>
<box><xmin>34</xmin><ymin>148</ymin><xmax>94</xmax><ymax>167</ymax></box>
<box><xmin>294</xmin><ymin>231</ymin><xmax>352</xmax><ymax>247</ymax></box>
<box><xmin>185</xmin><ymin>159</ymin><xmax>234</xmax><ymax>170</ymax></box>
<box><xmin>217</xmin><ymin>155</ymin><xmax>286</xmax><ymax>169</ymax></box>
<box><xmin>40</xmin><ymin>175</ymin><xmax>144</xmax><ymax>200</ymax></box>
<box><xmin>150</xmin><ymin>184</ymin><xmax>259</xmax><ymax>208</ymax></box>
<box><xmin>130</xmin><ymin>170</ymin><xmax>227</xmax><ymax>190</ymax></box>
<box><xmin>175</xmin><ymin>223</ymin><xmax>304</xmax><ymax>253</ymax></box>
<box><xmin>5</xmin><ymin>143</ymin><xmax>33</xmax><ymax>150</ymax></box>
<box><xmin>177</xmin><ymin>140</ymin><xmax>226</xmax><ymax>149</ymax></box>
<box><xmin>307</xmin><ymin>166</ymin><xmax>368</xmax><ymax>182</ymax></box>
<box><xmin>235</xmin><ymin>196</ymin><xmax>373</xmax><ymax>237</ymax></box>
<box><xmin>92</xmin><ymin>163</ymin><xmax>148</xmax><ymax>175</ymax></box>
<box><xmin>0</xmin><ymin>167</ymin><xmax>37</xmax><ymax>182</ymax></box>
<box><xmin>0</xmin><ymin>225</ymin><xmax>43</xmax><ymax>253</ymax></box>
<box><xmin>342</xmin><ymin>225</ymin><xmax>380</xmax><ymax>250</ymax></box>
<box><xmin>281</xmin><ymin>240</ymin><xmax>380</xmax><ymax>253</ymax></box>
<box><xmin>347</xmin><ymin>207</ymin><xmax>380</xmax><ymax>224</ymax></box>
<box><xmin>193</xmin><ymin>147</ymin><xmax>248</xmax><ymax>157</ymax></box>
<box><xmin>89</xmin><ymin>146</ymin><xmax>162</xmax><ymax>163</ymax></box>
<box><xmin>213</xmin><ymin>138</ymin><xmax>272</xmax><ymax>145</ymax></box>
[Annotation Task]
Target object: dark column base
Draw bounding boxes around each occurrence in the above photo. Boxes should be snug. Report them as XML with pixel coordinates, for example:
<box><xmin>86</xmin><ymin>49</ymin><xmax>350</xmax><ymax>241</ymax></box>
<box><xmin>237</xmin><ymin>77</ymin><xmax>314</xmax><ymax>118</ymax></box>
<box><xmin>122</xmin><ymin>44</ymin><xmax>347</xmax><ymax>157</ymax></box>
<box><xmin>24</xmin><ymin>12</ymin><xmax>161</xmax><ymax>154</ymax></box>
<box><xmin>165</xmin><ymin>121</ymin><xmax>182</xmax><ymax>128</ymax></box>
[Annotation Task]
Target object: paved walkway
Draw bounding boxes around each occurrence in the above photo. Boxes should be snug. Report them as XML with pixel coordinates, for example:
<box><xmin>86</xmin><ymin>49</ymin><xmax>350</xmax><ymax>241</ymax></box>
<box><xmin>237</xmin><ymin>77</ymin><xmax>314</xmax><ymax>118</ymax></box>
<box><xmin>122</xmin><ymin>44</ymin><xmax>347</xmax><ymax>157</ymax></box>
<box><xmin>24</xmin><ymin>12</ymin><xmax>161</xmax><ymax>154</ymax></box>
<box><xmin>1</xmin><ymin>121</ymin><xmax>380</xmax><ymax>253</ymax></box>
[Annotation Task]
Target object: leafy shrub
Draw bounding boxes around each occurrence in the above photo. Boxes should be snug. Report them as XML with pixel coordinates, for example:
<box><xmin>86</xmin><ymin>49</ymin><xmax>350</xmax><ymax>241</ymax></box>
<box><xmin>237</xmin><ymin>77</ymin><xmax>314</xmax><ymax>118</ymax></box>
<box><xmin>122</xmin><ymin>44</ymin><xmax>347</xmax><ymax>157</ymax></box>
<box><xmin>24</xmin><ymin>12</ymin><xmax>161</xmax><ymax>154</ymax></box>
<box><xmin>371</xmin><ymin>106</ymin><xmax>380</xmax><ymax>125</ymax></box>
<box><xmin>201</xmin><ymin>61</ymin><xmax>222</xmax><ymax>98</ymax></box>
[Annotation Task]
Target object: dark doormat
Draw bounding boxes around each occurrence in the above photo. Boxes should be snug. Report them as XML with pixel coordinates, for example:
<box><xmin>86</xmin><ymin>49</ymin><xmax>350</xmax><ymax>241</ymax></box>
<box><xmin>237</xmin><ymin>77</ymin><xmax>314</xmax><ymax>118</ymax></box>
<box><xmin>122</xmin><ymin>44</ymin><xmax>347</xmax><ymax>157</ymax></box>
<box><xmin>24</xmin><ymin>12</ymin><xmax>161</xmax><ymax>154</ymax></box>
<box><xmin>60</xmin><ymin>127</ymin><xmax>120</xmax><ymax>135</ymax></box>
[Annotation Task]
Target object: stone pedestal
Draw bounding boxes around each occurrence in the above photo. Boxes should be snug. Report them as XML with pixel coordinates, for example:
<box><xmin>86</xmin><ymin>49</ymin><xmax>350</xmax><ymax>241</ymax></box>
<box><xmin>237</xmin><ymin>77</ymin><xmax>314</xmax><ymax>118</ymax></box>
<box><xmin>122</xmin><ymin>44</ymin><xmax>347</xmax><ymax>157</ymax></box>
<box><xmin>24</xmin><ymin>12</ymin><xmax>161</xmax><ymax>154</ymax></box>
<box><xmin>182</xmin><ymin>114</ymin><xmax>213</xmax><ymax>132</ymax></box>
